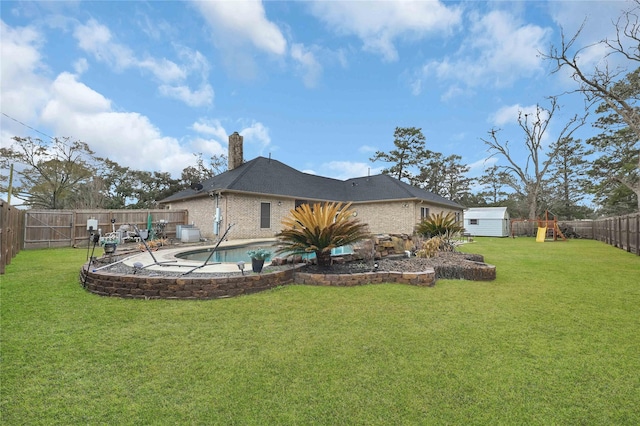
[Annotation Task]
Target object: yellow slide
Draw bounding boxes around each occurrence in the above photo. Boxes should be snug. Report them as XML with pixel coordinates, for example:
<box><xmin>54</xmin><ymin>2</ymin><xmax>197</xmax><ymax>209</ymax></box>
<box><xmin>536</xmin><ymin>227</ymin><xmax>547</xmax><ymax>242</ymax></box>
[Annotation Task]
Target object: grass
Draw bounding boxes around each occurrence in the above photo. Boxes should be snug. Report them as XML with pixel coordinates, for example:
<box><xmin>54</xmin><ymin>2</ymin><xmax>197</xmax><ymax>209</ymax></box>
<box><xmin>1</xmin><ymin>238</ymin><xmax>639</xmax><ymax>424</ymax></box>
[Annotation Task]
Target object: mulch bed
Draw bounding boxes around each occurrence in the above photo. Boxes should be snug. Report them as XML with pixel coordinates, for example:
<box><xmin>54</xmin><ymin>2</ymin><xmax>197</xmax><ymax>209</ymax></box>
<box><xmin>92</xmin><ymin>251</ymin><xmax>491</xmax><ymax>280</ymax></box>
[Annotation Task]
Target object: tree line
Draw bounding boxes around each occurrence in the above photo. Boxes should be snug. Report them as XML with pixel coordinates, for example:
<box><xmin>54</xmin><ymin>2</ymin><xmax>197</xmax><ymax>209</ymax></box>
<box><xmin>372</xmin><ymin>2</ymin><xmax>639</xmax><ymax>219</ymax></box>
<box><xmin>1</xmin><ymin>2</ymin><xmax>638</xmax><ymax>218</ymax></box>
<box><xmin>0</xmin><ymin>137</ymin><xmax>226</xmax><ymax>210</ymax></box>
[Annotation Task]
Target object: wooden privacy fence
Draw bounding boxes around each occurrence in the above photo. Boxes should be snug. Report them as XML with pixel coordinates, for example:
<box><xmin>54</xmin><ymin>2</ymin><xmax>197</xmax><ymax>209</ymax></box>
<box><xmin>590</xmin><ymin>212</ymin><xmax>640</xmax><ymax>255</ymax></box>
<box><xmin>0</xmin><ymin>200</ymin><xmax>25</xmax><ymax>274</ymax></box>
<box><xmin>23</xmin><ymin>209</ymin><xmax>189</xmax><ymax>250</ymax></box>
<box><xmin>510</xmin><ymin>212</ymin><xmax>639</xmax><ymax>255</ymax></box>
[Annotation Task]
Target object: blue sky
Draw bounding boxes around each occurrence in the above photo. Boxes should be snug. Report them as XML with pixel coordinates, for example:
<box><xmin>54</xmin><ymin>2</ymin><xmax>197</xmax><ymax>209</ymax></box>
<box><xmin>0</xmin><ymin>1</ymin><xmax>633</xmax><ymax>185</ymax></box>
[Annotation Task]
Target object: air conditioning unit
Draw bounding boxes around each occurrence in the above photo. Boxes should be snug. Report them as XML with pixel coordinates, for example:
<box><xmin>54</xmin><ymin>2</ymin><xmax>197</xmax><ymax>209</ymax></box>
<box><xmin>181</xmin><ymin>228</ymin><xmax>201</xmax><ymax>243</ymax></box>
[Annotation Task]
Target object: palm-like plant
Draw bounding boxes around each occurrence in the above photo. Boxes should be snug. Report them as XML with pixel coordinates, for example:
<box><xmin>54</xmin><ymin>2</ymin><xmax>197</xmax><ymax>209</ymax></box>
<box><xmin>276</xmin><ymin>202</ymin><xmax>370</xmax><ymax>267</ymax></box>
<box><xmin>415</xmin><ymin>211</ymin><xmax>464</xmax><ymax>238</ymax></box>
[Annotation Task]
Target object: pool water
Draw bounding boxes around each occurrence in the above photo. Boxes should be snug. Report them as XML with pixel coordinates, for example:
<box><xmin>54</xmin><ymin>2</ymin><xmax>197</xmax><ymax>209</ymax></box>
<box><xmin>177</xmin><ymin>243</ymin><xmax>353</xmax><ymax>263</ymax></box>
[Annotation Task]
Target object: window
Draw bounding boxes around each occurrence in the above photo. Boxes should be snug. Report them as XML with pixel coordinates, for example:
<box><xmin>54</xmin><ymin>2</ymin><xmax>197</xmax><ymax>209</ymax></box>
<box><xmin>260</xmin><ymin>202</ymin><xmax>271</xmax><ymax>228</ymax></box>
<box><xmin>455</xmin><ymin>212</ymin><xmax>461</xmax><ymax>222</ymax></box>
<box><xmin>421</xmin><ymin>207</ymin><xmax>430</xmax><ymax>220</ymax></box>
<box><xmin>470</xmin><ymin>219</ymin><xmax>479</xmax><ymax>225</ymax></box>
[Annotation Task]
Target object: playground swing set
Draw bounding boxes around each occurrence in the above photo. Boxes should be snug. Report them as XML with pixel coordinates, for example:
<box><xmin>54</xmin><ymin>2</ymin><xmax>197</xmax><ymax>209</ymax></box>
<box><xmin>510</xmin><ymin>210</ymin><xmax>567</xmax><ymax>242</ymax></box>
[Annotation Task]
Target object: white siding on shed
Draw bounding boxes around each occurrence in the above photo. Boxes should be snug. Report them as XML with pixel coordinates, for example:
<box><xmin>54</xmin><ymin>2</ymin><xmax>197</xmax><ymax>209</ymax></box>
<box><xmin>464</xmin><ymin>207</ymin><xmax>510</xmax><ymax>237</ymax></box>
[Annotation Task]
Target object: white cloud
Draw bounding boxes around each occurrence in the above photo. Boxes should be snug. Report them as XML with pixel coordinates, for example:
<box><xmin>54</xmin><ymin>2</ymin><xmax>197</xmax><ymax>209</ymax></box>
<box><xmin>547</xmin><ymin>1</ymin><xmax>634</xmax><ymax>88</ymax></box>
<box><xmin>413</xmin><ymin>9</ymin><xmax>550</xmax><ymax>96</ymax></box>
<box><xmin>321</xmin><ymin>161</ymin><xmax>382</xmax><ymax>180</ymax></box>
<box><xmin>72</xmin><ymin>18</ymin><xmax>213</xmax><ymax>106</ymax></box>
<box><xmin>548</xmin><ymin>1</ymin><xmax>629</xmax><ymax>43</ymax></box>
<box><xmin>467</xmin><ymin>157</ymin><xmax>497</xmax><ymax>173</ymax></box>
<box><xmin>73</xmin><ymin>57</ymin><xmax>89</xmax><ymax>74</ymax></box>
<box><xmin>358</xmin><ymin>145</ymin><xmax>377</xmax><ymax>153</ymax></box>
<box><xmin>240</xmin><ymin>122</ymin><xmax>272</xmax><ymax>155</ymax></box>
<box><xmin>189</xmin><ymin>120</ymin><xmax>229</xmax><ymax>157</ymax></box>
<box><xmin>189</xmin><ymin>137</ymin><xmax>227</xmax><ymax>158</ymax></box>
<box><xmin>441</xmin><ymin>85</ymin><xmax>465</xmax><ymax>101</ymax></box>
<box><xmin>158</xmin><ymin>83</ymin><xmax>214</xmax><ymax>107</ymax></box>
<box><xmin>491</xmin><ymin>103</ymin><xmax>540</xmax><ymax>127</ymax></box>
<box><xmin>0</xmin><ymin>22</ymin><xmax>50</xmax><ymax>135</ymax></box>
<box><xmin>290</xmin><ymin>43</ymin><xmax>322</xmax><ymax>88</ymax></box>
<box><xmin>309</xmin><ymin>1</ymin><xmax>462</xmax><ymax>61</ymax></box>
<box><xmin>191</xmin><ymin>119</ymin><xmax>228</xmax><ymax>140</ymax></box>
<box><xmin>38</xmin><ymin>72</ymin><xmax>196</xmax><ymax>176</ymax></box>
<box><xmin>192</xmin><ymin>1</ymin><xmax>287</xmax><ymax>55</ymax></box>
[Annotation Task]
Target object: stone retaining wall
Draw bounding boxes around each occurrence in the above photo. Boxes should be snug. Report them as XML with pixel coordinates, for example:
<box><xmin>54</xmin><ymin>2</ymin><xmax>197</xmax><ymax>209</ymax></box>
<box><xmin>79</xmin><ymin>264</ymin><xmax>436</xmax><ymax>299</ymax></box>
<box><xmin>295</xmin><ymin>269</ymin><xmax>435</xmax><ymax>287</ymax></box>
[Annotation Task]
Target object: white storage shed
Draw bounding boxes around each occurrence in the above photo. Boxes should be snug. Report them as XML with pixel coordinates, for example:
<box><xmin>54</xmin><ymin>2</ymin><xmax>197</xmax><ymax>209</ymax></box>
<box><xmin>464</xmin><ymin>207</ymin><xmax>510</xmax><ymax>237</ymax></box>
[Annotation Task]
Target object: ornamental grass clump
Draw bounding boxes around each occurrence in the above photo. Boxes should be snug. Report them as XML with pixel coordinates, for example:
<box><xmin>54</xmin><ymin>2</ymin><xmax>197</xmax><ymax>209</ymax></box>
<box><xmin>416</xmin><ymin>236</ymin><xmax>443</xmax><ymax>258</ymax></box>
<box><xmin>276</xmin><ymin>202</ymin><xmax>370</xmax><ymax>267</ymax></box>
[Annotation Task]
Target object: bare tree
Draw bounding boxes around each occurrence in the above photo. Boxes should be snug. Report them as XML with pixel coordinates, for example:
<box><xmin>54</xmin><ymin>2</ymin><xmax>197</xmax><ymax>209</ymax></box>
<box><xmin>543</xmin><ymin>1</ymin><xmax>639</xmax><ymax>135</ymax></box>
<box><xmin>543</xmin><ymin>1</ymin><xmax>639</xmax><ymax>211</ymax></box>
<box><xmin>481</xmin><ymin>98</ymin><xmax>586</xmax><ymax>219</ymax></box>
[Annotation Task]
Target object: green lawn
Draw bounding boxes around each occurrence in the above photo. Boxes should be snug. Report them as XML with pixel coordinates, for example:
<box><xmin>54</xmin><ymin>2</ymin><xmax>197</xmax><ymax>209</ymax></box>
<box><xmin>1</xmin><ymin>238</ymin><xmax>639</xmax><ymax>425</ymax></box>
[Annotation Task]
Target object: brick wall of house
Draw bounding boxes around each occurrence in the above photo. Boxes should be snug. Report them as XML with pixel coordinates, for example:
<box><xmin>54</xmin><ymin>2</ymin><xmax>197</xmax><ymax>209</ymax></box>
<box><xmin>167</xmin><ymin>195</ymin><xmax>464</xmax><ymax>240</ymax></box>
<box><xmin>352</xmin><ymin>201</ymin><xmax>463</xmax><ymax>235</ymax></box>
<box><xmin>222</xmin><ymin>193</ymin><xmax>292</xmax><ymax>239</ymax></box>
<box><xmin>167</xmin><ymin>197</ymin><xmax>215</xmax><ymax>238</ymax></box>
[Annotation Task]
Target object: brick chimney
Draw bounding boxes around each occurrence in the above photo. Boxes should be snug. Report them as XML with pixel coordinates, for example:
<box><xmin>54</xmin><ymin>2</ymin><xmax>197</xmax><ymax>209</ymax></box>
<box><xmin>228</xmin><ymin>132</ymin><xmax>243</xmax><ymax>170</ymax></box>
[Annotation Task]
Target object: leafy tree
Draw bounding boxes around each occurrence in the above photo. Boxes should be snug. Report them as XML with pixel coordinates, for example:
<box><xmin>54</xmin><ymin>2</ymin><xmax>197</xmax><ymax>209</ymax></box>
<box><xmin>180</xmin><ymin>153</ymin><xmax>227</xmax><ymax>188</ymax></box>
<box><xmin>0</xmin><ymin>136</ymin><xmax>96</xmax><ymax>209</ymax></box>
<box><xmin>370</xmin><ymin>127</ymin><xmax>429</xmax><ymax>182</ymax></box>
<box><xmin>481</xmin><ymin>98</ymin><xmax>586</xmax><ymax>219</ymax></box>
<box><xmin>96</xmin><ymin>159</ymin><xmax>138</xmax><ymax>209</ymax></box>
<box><xmin>476</xmin><ymin>166</ymin><xmax>510</xmax><ymax>205</ymax></box>
<box><xmin>588</xmin><ymin>117</ymin><xmax>639</xmax><ymax>214</ymax></box>
<box><xmin>276</xmin><ymin>202</ymin><xmax>370</xmax><ymax>267</ymax></box>
<box><xmin>130</xmin><ymin>170</ymin><xmax>181</xmax><ymax>209</ymax></box>
<box><xmin>545</xmin><ymin>137</ymin><xmax>593</xmax><ymax>219</ymax></box>
<box><xmin>586</xmin><ymin>69</ymin><xmax>640</xmax><ymax>212</ymax></box>
<box><xmin>456</xmin><ymin>192</ymin><xmax>488</xmax><ymax>208</ymax></box>
<box><xmin>64</xmin><ymin>176</ymin><xmax>109</xmax><ymax>209</ymax></box>
<box><xmin>412</xmin><ymin>153</ymin><xmax>473</xmax><ymax>202</ymax></box>
<box><xmin>498</xmin><ymin>193</ymin><xmax>530</xmax><ymax>220</ymax></box>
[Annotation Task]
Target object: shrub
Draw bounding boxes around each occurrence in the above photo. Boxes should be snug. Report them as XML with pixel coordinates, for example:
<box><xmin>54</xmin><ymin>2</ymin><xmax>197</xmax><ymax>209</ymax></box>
<box><xmin>415</xmin><ymin>212</ymin><xmax>464</xmax><ymax>238</ymax></box>
<box><xmin>247</xmin><ymin>248</ymin><xmax>271</xmax><ymax>260</ymax></box>
<box><xmin>276</xmin><ymin>202</ymin><xmax>370</xmax><ymax>267</ymax></box>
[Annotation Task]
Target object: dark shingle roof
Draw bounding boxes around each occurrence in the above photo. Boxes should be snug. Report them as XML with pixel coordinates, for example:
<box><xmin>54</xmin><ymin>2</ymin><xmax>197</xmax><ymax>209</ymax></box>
<box><xmin>160</xmin><ymin>156</ymin><xmax>463</xmax><ymax>209</ymax></box>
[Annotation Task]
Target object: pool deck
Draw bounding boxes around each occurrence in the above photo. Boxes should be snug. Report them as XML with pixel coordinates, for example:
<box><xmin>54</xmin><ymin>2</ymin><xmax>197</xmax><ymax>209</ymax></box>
<box><xmin>119</xmin><ymin>238</ymin><xmax>278</xmax><ymax>273</ymax></box>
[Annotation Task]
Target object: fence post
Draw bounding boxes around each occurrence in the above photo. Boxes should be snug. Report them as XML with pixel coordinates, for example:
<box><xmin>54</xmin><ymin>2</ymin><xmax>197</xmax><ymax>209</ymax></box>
<box><xmin>617</xmin><ymin>216</ymin><xmax>622</xmax><ymax>249</ymax></box>
<box><xmin>636</xmin><ymin>213</ymin><xmax>640</xmax><ymax>256</ymax></box>
<box><xmin>626</xmin><ymin>215</ymin><xmax>630</xmax><ymax>253</ymax></box>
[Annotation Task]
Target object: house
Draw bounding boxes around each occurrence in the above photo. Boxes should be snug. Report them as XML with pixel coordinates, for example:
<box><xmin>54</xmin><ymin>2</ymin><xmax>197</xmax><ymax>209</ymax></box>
<box><xmin>159</xmin><ymin>133</ymin><xmax>465</xmax><ymax>240</ymax></box>
<box><xmin>464</xmin><ymin>207</ymin><xmax>510</xmax><ymax>237</ymax></box>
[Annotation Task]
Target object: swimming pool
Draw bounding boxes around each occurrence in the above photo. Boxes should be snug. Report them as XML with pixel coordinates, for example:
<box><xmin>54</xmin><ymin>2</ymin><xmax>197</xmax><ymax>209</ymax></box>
<box><xmin>176</xmin><ymin>243</ymin><xmax>354</xmax><ymax>263</ymax></box>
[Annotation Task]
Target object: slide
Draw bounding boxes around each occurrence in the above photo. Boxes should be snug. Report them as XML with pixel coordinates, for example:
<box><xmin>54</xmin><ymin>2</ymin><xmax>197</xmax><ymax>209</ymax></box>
<box><xmin>536</xmin><ymin>227</ymin><xmax>547</xmax><ymax>242</ymax></box>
